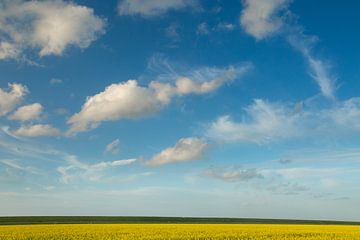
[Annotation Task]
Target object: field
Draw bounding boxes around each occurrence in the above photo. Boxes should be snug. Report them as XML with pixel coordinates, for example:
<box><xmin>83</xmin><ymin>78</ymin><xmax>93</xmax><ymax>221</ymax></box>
<box><xmin>1</xmin><ymin>223</ymin><xmax>360</xmax><ymax>240</ymax></box>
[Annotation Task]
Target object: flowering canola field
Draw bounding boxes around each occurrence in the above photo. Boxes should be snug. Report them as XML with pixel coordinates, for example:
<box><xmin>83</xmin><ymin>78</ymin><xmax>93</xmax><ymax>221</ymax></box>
<box><xmin>1</xmin><ymin>224</ymin><xmax>360</xmax><ymax>240</ymax></box>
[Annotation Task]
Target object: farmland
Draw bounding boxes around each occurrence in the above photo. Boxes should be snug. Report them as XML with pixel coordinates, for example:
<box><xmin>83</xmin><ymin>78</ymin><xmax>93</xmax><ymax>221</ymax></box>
<box><xmin>1</xmin><ymin>222</ymin><xmax>360</xmax><ymax>240</ymax></box>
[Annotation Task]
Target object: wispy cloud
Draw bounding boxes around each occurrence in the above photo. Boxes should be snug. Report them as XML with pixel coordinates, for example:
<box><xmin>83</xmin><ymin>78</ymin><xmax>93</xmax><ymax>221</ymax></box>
<box><xmin>287</xmin><ymin>31</ymin><xmax>337</xmax><ymax>99</ymax></box>
<box><xmin>105</xmin><ymin>139</ymin><xmax>121</xmax><ymax>154</ymax></box>
<box><xmin>278</xmin><ymin>147</ymin><xmax>360</xmax><ymax>165</ymax></box>
<box><xmin>202</xmin><ymin>166</ymin><xmax>263</xmax><ymax>182</ymax></box>
<box><xmin>164</xmin><ymin>22</ymin><xmax>181</xmax><ymax>47</ymax></box>
<box><xmin>0</xmin><ymin>159</ymin><xmax>41</xmax><ymax>175</ymax></box>
<box><xmin>197</xmin><ymin>22</ymin><xmax>210</xmax><ymax>35</ymax></box>
<box><xmin>197</xmin><ymin>22</ymin><xmax>235</xmax><ymax>36</ymax></box>
<box><xmin>240</xmin><ymin>0</ymin><xmax>337</xmax><ymax>99</ymax></box>
<box><xmin>279</xmin><ymin>159</ymin><xmax>292</xmax><ymax>165</ymax></box>
<box><xmin>49</xmin><ymin>78</ymin><xmax>63</xmax><ymax>85</ymax></box>
<box><xmin>0</xmin><ymin>126</ymin><xmax>62</xmax><ymax>160</ymax></box>
<box><xmin>57</xmin><ymin>155</ymin><xmax>137</xmax><ymax>183</ymax></box>
<box><xmin>1</xmin><ymin>126</ymin><xmax>138</xmax><ymax>185</ymax></box>
<box><xmin>216</xmin><ymin>22</ymin><xmax>236</xmax><ymax>32</ymax></box>
<box><xmin>206</xmin><ymin>99</ymin><xmax>300</xmax><ymax>143</ymax></box>
<box><xmin>197</xmin><ymin>152</ymin><xmax>360</xmax><ymax>199</ymax></box>
<box><xmin>117</xmin><ymin>0</ymin><xmax>199</xmax><ymax>17</ymax></box>
<box><xmin>207</xmin><ymin>97</ymin><xmax>360</xmax><ymax>144</ymax></box>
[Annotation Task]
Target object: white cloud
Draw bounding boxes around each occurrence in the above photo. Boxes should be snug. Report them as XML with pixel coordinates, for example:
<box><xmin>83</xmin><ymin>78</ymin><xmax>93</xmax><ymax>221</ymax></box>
<box><xmin>13</xmin><ymin>124</ymin><xmax>60</xmax><ymax>137</ymax></box>
<box><xmin>165</xmin><ymin>22</ymin><xmax>180</xmax><ymax>39</ymax></box>
<box><xmin>175</xmin><ymin>65</ymin><xmax>248</xmax><ymax>94</ymax></box>
<box><xmin>307</xmin><ymin>57</ymin><xmax>336</xmax><ymax>99</ymax></box>
<box><xmin>0</xmin><ymin>126</ymin><xmax>63</xmax><ymax>159</ymax></box>
<box><xmin>288</xmin><ymin>34</ymin><xmax>336</xmax><ymax>99</ymax></box>
<box><xmin>146</xmin><ymin>137</ymin><xmax>208</xmax><ymax>166</ymax></box>
<box><xmin>0</xmin><ymin>42</ymin><xmax>20</xmax><ymax>60</ymax></box>
<box><xmin>207</xmin><ymin>99</ymin><xmax>300</xmax><ymax>143</ymax></box>
<box><xmin>240</xmin><ymin>0</ymin><xmax>336</xmax><ymax>99</ymax></box>
<box><xmin>54</xmin><ymin>108</ymin><xmax>69</xmax><ymax>115</ymax></box>
<box><xmin>197</xmin><ymin>22</ymin><xmax>210</xmax><ymax>35</ymax></box>
<box><xmin>266</xmin><ymin>167</ymin><xmax>339</xmax><ymax>180</ymax></box>
<box><xmin>216</xmin><ymin>22</ymin><xmax>236</xmax><ymax>31</ymax></box>
<box><xmin>44</xmin><ymin>186</ymin><xmax>55</xmax><ymax>191</ymax></box>
<box><xmin>207</xmin><ymin>97</ymin><xmax>360</xmax><ymax>144</ymax></box>
<box><xmin>105</xmin><ymin>139</ymin><xmax>120</xmax><ymax>154</ymax></box>
<box><xmin>50</xmin><ymin>78</ymin><xmax>63</xmax><ymax>85</ymax></box>
<box><xmin>8</xmin><ymin>103</ymin><xmax>43</xmax><ymax>121</ymax></box>
<box><xmin>0</xmin><ymin>83</ymin><xmax>28</xmax><ymax>116</ymax></box>
<box><xmin>206</xmin><ymin>98</ymin><xmax>360</xmax><ymax>144</ymax></box>
<box><xmin>57</xmin><ymin>155</ymin><xmax>136</xmax><ymax>183</ymax></box>
<box><xmin>67</xmin><ymin>64</ymin><xmax>251</xmax><ymax>135</ymax></box>
<box><xmin>0</xmin><ymin>0</ymin><xmax>105</xmax><ymax>60</ymax></box>
<box><xmin>0</xmin><ymin>159</ymin><xmax>40</xmax><ymax>175</ymax></box>
<box><xmin>89</xmin><ymin>159</ymin><xmax>136</xmax><ymax>170</ymax></box>
<box><xmin>196</xmin><ymin>22</ymin><xmax>236</xmax><ymax>36</ymax></box>
<box><xmin>118</xmin><ymin>0</ymin><xmax>198</xmax><ymax>17</ymax></box>
<box><xmin>329</xmin><ymin>98</ymin><xmax>360</xmax><ymax>130</ymax></box>
<box><xmin>240</xmin><ymin>0</ymin><xmax>289</xmax><ymax>40</ymax></box>
<box><xmin>202</xmin><ymin>166</ymin><xmax>263</xmax><ymax>182</ymax></box>
<box><xmin>67</xmin><ymin>80</ymin><xmax>168</xmax><ymax>135</ymax></box>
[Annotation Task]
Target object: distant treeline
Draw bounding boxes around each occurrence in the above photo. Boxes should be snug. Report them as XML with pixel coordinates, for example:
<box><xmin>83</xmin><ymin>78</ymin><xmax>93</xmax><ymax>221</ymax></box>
<box><xmin>0</xmin><ymin>216</ymin><xmax>359</xmax><ymax>225</ymax></box>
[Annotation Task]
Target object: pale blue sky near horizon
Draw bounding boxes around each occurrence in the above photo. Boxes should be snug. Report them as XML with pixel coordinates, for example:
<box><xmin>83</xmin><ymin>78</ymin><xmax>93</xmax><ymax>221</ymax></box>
<box><xmin>0</xmin><ymin>0</ymin><xmax>360</xmax><ymax>220</ymax></box>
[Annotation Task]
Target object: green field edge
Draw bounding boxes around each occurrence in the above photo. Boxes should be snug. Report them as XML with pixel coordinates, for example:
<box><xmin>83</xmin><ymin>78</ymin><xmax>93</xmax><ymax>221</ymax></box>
<box><xmin>0</xmin><ymin>216</ymin><xmax>359</xmax><ymax>226</ymax></box>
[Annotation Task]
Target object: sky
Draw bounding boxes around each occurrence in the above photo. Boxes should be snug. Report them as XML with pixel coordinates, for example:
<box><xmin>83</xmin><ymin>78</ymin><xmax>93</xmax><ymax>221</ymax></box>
<box><xmin>0</xmin><ymin>0</ymin><xmax>360</xmax><ymax>221</ymax></box>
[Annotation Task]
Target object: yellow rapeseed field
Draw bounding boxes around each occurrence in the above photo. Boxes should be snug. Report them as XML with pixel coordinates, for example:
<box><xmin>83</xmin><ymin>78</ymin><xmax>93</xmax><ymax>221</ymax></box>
<box><xmin>1</xmin><ymin>224</ymin><xmax>360</xmax><ymax>240</ymax></box>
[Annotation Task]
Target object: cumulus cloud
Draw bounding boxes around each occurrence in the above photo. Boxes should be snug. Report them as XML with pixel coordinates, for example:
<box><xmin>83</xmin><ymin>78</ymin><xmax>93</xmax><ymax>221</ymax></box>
<box><xmin>240</xmin><ymin>0</ymin><xmax>289</xmax><ymax>40</ymax></box>
<box><xmin>207</xmin><ymin>97</ymin><xmax>360</xmax><ymax>144</ymax></box>
<box><xmin>105</xmin><ymin>139</ymin><xmax>121</xmax><ymax>154</ymax></box>
<box><xmin>0</xmin><ymin>83</ymin><xmax>28</xmax><ymax>116</ymax></box>
<box><xmin>202</xmin><ymin>166</ymin><xmax>263</xmax><ymax>182</ymax></box>
<box><xmin>0</xmin><ymin>42</ymin><xmax>20</xmax><ymax>60</ymax></box>
<box><xmin>67</xmin><ymin>80</ymin><xmax>167</xmax><ymax>135</ymax></box>
<box><xmin>0</xmin><ymin>0</ymin><xmax>105</xmax><ymax>60</ymax></box>
<box><xmin>57</xmin><ymin>155</ymin><xmax>136</xmax><ymax>183</ymax></box>
<box><xmin>146</xmin><ymin>137</ymin><xmax>208</xmax><ymax>166</ymax></box>
<box><xmin>67</xmin><ymin>64</ymin><xmax>251</xmax><ymax>135</ymax></box>
<box><xmin>118</xmin><ymin>0</ymin><xmax>198</xmax><ymax>17</ymax></box>
<box><xmin>13</xmin><ymin>124</ymin><xmax>60</xmax><ymax>137</ymax></box>
<box><xmin>8</xmin><ymin>103</ymin><xmax>43</xmax><ymax>121</ymax></box>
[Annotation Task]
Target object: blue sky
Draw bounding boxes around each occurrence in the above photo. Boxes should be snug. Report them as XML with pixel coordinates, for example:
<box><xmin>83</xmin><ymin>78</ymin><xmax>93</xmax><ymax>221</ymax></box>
<box><xmin>0</xmin><ymin>0</ymin><xmax>360</xmax><ymax>220</ymax></box>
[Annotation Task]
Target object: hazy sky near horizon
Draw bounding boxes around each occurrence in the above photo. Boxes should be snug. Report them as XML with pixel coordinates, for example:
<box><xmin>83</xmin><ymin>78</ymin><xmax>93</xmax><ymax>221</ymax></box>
<box><xmin>0</xmin><ymin>0</ymin><xmax>360</xmax><ymax>220</ymax></box>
